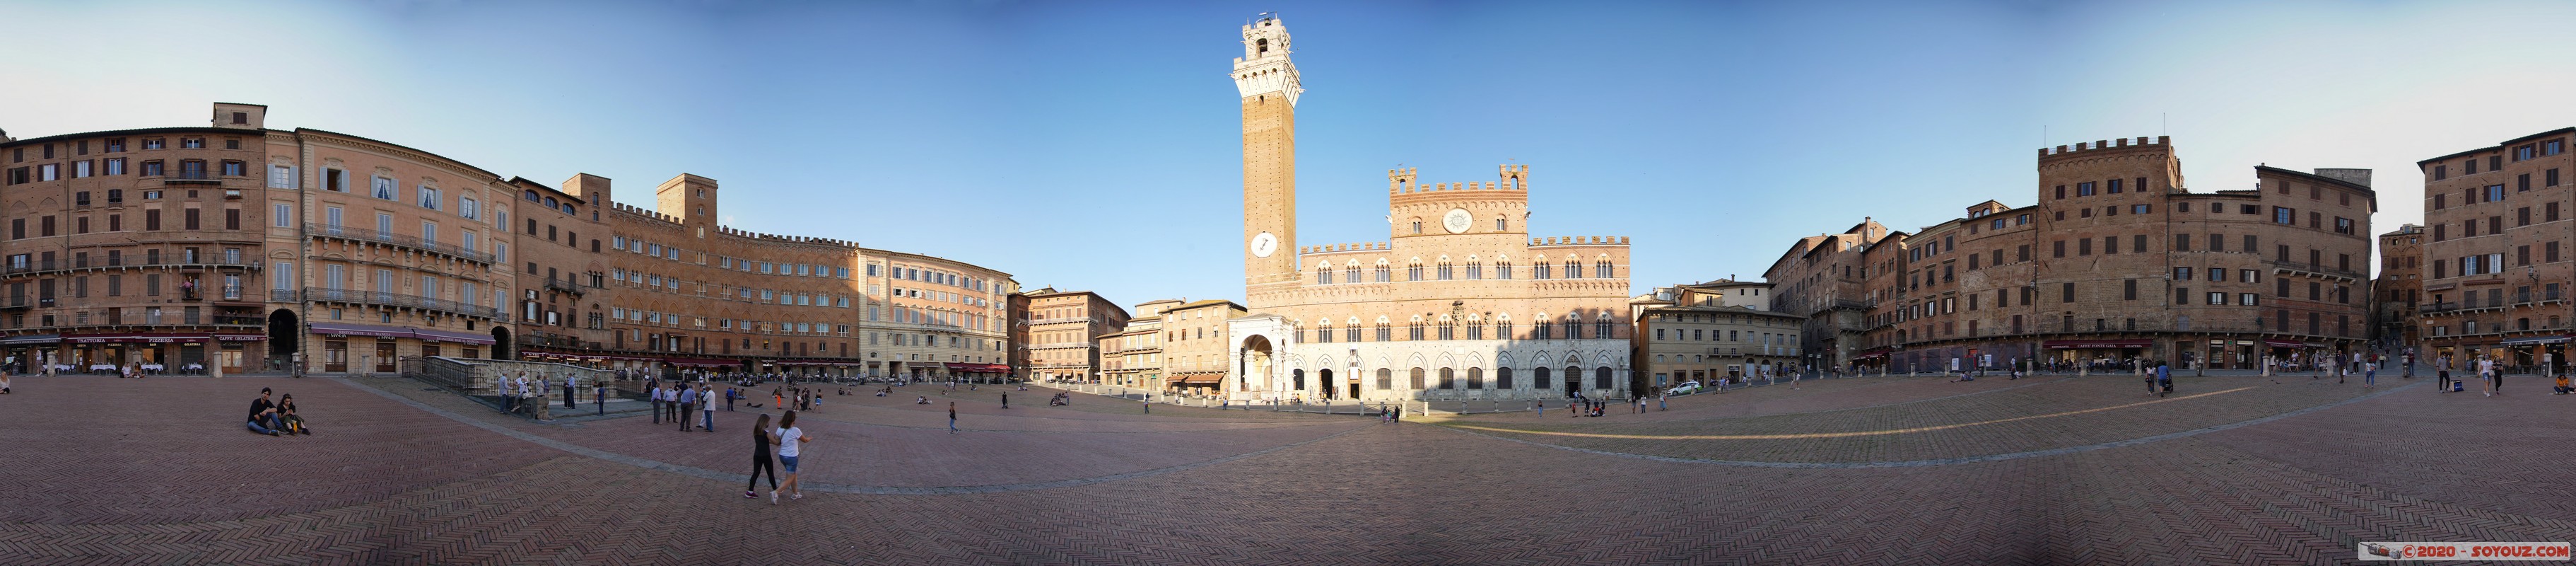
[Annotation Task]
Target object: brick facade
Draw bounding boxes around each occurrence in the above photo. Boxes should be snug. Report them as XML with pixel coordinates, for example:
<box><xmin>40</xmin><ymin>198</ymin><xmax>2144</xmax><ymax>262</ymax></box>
<box><xmin>2417</xmin><ymin>128</ymin><xmax>2576</xmax><ymax>369</ymax></box>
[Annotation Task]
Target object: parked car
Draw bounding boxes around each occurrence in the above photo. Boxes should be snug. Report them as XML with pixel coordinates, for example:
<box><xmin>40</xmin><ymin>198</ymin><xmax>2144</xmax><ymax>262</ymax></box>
<box><xmin>1665</xmin><ymin>381</ymin><xmax>1702</xmax><ymax>395</ymax></box>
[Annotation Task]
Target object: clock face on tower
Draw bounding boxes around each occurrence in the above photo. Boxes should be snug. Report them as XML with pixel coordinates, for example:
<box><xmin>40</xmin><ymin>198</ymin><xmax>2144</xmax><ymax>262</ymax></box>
<box><xmin>1442</xmin><ymin>208</ymin><xmax>1473</xmax><ymax>233</ymax></box>
<box><xmin>1251</xmin><ymin>231</ymin><xmax>1278</xmax><ymax>258</ymax></box>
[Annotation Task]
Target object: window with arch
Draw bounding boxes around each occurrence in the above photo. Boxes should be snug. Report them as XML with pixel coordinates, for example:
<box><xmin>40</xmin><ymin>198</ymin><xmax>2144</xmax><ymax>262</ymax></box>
<box><xmin>1565</xmin><ymin>260</ymin><xmax>1583</xmax><ymax>279</ymax></box>
<box><xmin>1346</xmin><ymin>318</ymin><xmax>1362</xmax><ymax>342</ymax></box>
<box><xmin>1596</xmin><ymin>314</ymin><xmax>1614</xmax><ymax>339</ymax></box>
<box><xmin>1408</xmin><ymin>319</ymin><xmax>1427</xmax><ymax>341</ymax></box>
<box><xmin>1436</xmin><ymin>260</ymin><xmax>1453</xmax><ymax>280</ymax></box>
<box><xmin>1407</xmin><ymin>261</ymin><xmax>1424</xmax><ymax>281</ymax></box>
<box><xmin>1437</xmin><ymin>367</ymin><xmax>1456</xmax><ymax>389</ymax></box>
<box><xmin>1596</xmin><ymin>366</ymin><xmax>1615</xmax><ymax>389</ymax></box>
<box><xmin>1496</xmin><ymin>218</ymin><xmax>1508</xmax><ymax>231</ymax></box>
<box><xmin>1344</xmin><ymin>263</ymin><xmax>1359</xmax><ymax>284</ymax></box>
<box><xmin>1376</xmin><ymin>320</ymin><xmax>1392</xmax><ymax>342</ymax></box>
<box><xmin>1533</xmin><ymin>366</ymin><xmax>1552</xmax><ymax>389</ymax></box>
<box><xmin>1409</xmin><ymin>367</ymin><xmax>1426</xmax><ymax>389</ymax></box>
<box><xmin>1565</xmin><ymin>313</ymin><xmax>1586</xmax><ymax>339</ymax></box>
<box><xmin>1412</xmin><ymin>221</ymin><xmax>1422</xmax><ymax>234</ymax></box>
<box><xmin>1466</xmin><ymin>259</ymin><xmax>1484</xmax><ymax>279</ymax></box>
<box><xmin>1564</xmin><ymin>366</ymin><xmax>1582</xmax><ymax>388</ymax></box>
<box><xmin>1534</xmin><ymin>261</ymin><xmax>1552</xmax><ymax>279</ymax></box>
<box><xmin>1438</xmin><ymin>317</ymin><xmax>1456</xmax><ymax>340</ymax></box>
<box><xmin>1533</xmin><ymin>318</ymin><xmax>1553</xmax><ymax>340</ymax></box>
<box><xmin>1465</xmin><ymin>316</ymin><xmax>1484</xmax><ymax>340</ymax></box>
<box><xmin>1315</xmin><ymin>321</ymin><xmax>1333</xmax><ymax>343</ymax></box>
<box><xmin>1596</xmin><ymin>260</ymin><xmax>1613</xmax><ymax>278</ymax></box>
<box><xmin>1495</xmin><ymin>317</ymin><xmax>1514</xmax><ymax>340</ymax></box>
<box><xmin>1497</xmin><ymin>260</ymin><xmax>1514</xmax><ymax>279</ymax></box>
<box><xmin>1466</xmin><ymin>367</ymin><xmax>1485</xmax><ymax>389</ymax></box>
<box><xmin>1376</xmin><ymin>368</ymin><xmax>1393</xmax><ymax>390</ymax></box>
<box><xmin>1374</xmin><ymin>263</ymin><xmax>1391</xmax><ymax>282</ymax></box>
<box><xmin>1496</xmin><ymin>367</ymin><xmax>1514</xmax><ymax>389</ymax></box>
<box><xmin>1317</xmin><ymin>268</ymin><xmax>1332</xmax><ymax>284</ymax></box>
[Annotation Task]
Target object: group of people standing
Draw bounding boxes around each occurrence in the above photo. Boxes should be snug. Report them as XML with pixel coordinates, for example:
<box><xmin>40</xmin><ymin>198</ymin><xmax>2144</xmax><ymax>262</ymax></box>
<box><xmin>498</xmin><ymin>370</ymin><xmax>578</xmax><ymax>422</ymax></box>
<box><xmin>649</xmin><ymin>379</ymin><xmax>723</xmax><ymax>432</ymax></box>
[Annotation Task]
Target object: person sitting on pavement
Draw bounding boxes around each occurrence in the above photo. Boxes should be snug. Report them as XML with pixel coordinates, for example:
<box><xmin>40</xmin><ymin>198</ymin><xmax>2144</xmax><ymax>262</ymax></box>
<box><xmin>279</xmin><ymin>393</ymin><xmax>310</xmax><ymax>435</ymax></box>
<box><xmin>917</xmin><ymin>395</ymin><xmax>931</xmax><ymax>405</ymax></box>
<box><xmin>1</xmin><ymin>369</ymin><xmax>11</xmax><ymax>394</ymax></box>
<box><xmin>247</xmin><ymin>388</ymin><xmax>286</xmax><ymax>436</ymax></box>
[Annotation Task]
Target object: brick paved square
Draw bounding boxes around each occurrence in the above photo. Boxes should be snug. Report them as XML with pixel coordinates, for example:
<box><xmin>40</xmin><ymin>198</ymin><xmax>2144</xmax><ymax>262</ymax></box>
<box><xmin>1</xmin><ymin>374</ymin><xmax>2570</xmax><ymax>565</ymax></box>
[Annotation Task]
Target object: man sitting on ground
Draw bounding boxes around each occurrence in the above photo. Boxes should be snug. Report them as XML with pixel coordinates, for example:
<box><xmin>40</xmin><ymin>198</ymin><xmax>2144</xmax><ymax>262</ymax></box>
<box><xmin>246</xmin><ymin>388</ymin><xmax>285</xmax><ymax>436</ymax></box>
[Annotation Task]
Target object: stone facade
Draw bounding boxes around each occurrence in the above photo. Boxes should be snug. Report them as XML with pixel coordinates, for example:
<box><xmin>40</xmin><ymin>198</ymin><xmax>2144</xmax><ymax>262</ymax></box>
<box><xmin>1017</xmin><ymin>289</ymin><xmax>1128</xmax><ymax>383</ymax></box>
<box><xmin>0</xmin><ymin>103</ymin><xmax>1021</xmax><ymax>379</ymax></box>
<box><xmin>2416</xmin><ymin>129</ymin><xmax>2576</xmax><ymax>369</ymax></box>
<box><xmin>1222</xmin><ymin>16</ymin><xmax>1634</xmax><ymax>403</ymax></box>
<box><xmin>1791</xmin><ymin>137</ymin><xmax>2374</xmax><ymax>374</ymax></box>
<box><xmin>1099</xmin><ymin>299</ymin><xmax>1179</xmax><ymax>388</ymax></box>
<box><xmin>1632</xmin><ymin>280</ymin><xmax>1803</xmax><ymax>390</ymax></box>
<box><xmin>2372</xmin><ymin>224</ymin><xmax>2423</xmax><ymax>355</ymax></box>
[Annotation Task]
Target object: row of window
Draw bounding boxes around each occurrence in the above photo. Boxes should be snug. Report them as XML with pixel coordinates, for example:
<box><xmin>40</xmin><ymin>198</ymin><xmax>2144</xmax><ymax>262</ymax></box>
<box><xmin>2429</xmin><ymin>139</ymin><xmax>2567</xmax><ymax>180</ymax></box>
<box><xmin>2431</xmin><ymin>173</ymin><xmax>2564</xmax><ymax>212</ymax></box>
<box><xmin>1306</xmin><ymin>318</ymin><xmax>1624</xmax><ymax>343</ymax></box>
<box><xmin>8</xmin><ymin>205</ymin><xmax>245</xmax><ymax>239</ymax></box>
<box><xmin>5</xmin><ymin>158</ymin><xmax>249</xmax><ymax>184</ymax></box>
<box><xmin>5</xmin><ymin>246</ymin><xmax>245</xmax><ymax>272</ymax></box>
<box><xmin>1315</xmin><ymin>259</ymin><xmax>1618</xmax><ymax>284</ymax></box>
<box><xmin>1291</xmin><ymin>366</ymin><xmax>1617</xmax><ymax>392</ymax></box>
<box><xmin>1651</xmin><ymin>327</ymin><xmax>1796</xmax><ymax>344</ymax></box>
<box><xmin>9</xmin><ymin>137</ymin><xmax>231</xmax><ymax>163</ymax></box>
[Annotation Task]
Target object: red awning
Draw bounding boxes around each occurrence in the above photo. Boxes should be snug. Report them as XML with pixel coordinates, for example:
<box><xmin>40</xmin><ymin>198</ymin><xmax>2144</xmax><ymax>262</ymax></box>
<box><xmin>1175</xmin><ymin>374</ymin><xmax>1224</xmax><ymax>383</ymax></box>
<box><xmin>412</xmin><ymin>328</ymin><xmax>496</xmax><ymax>345</ymax></box>
<box><xmin>310</xmin><ymin>322</ymin><xmax>415</xmax><ymax>339</ymax></box>
<box><xmin>662</xmin><ymin>357</ymin><xmax>739</xmax><ymax>367</ymax></box>
<box><xmin>942</xmin><ymin>363</ymin><xmax>1010</xmax><ymax>371</ymax></box>
<box><xmin>2042</xmin><ymin>339</ymin><xmax>2152</xmax><ymax>350</ymax></box>
<box><xmin>64</xmin><ymin>333</ymin><xmax>211</xmax><ymax>344</ymax></box>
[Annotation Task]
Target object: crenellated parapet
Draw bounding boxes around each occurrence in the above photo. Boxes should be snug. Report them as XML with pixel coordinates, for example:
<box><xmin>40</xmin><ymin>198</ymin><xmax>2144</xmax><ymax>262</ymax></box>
<box><xmin>1529</xmin><ymin>236</ymin><xmax>1629</xmax><ymax>248</ymax></box>
<box><xmin>610</xmin><ymin>202</ymin><xmax>683</xmax><ymax>226</ymax></box>
<box><xmin>1299</xmin><ymin>241</ymin><xmax>1390</xmax><ymax>255</ymax></box>
<box><xmin>2039</xmin><ymin>136</ymin><xmax>2167</xmax><ymax>159</ymax></box>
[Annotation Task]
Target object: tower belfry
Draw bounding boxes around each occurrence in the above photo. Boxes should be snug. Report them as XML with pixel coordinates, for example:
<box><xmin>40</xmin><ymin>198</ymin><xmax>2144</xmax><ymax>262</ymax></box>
<box><xmin>1236</xmin><ymin>15</ymin><xmax>1301</xmax><ymax>309</ymax></box>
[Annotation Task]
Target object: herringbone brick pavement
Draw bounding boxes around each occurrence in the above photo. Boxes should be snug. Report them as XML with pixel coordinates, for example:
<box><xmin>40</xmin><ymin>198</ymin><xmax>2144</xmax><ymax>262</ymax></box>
<box><xmin>1</xmin><ymin>373</ymin><xmax>2570</xmax><ymax>565</ymax></box>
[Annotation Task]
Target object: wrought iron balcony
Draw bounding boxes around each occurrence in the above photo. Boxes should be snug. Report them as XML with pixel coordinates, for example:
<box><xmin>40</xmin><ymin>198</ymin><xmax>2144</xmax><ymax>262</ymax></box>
<box><xmin>303</xmin><ymin>288</ymin><xmax>503</xmax><ymax>319</ymax></box>
<box><xmin>305</xmin><ymin>223</ymin><xmax>496</xmax><ymax>264</ymax></box>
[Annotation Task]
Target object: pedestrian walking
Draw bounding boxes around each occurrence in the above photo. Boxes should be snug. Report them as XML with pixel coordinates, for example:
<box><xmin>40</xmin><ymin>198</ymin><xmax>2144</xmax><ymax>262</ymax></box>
<box><xmin>771</xmin><ymin>410</ymin><xmax>809</xmax><ymax>504</ymax></box>
<box><xmin>565</xmin><ymin>373</ymin><xmax>577</xmax><ymax>410</ymax></box>
<box><xmin>650</xmin><ymin>381</ymin><xmax>663</xmax><ymax>423</ymax></box>
<box><xmin>746</xmin><ymin>413</ymin><xmax>778</xmax><ymax>499</ymax></box>
<box><xmin>2155</xmin><ymin>362</ymin><xmax>2172</xmax><ymax>397</ymax></box>
<box><xmin>2481</xmin><ymin>357</ymin><xmax>2498</xmax><ymax>397</ymax></box>
<box><xmin>2364</xmin><ymin>361</ymin><xmax>2377</xmax><ymax>389</ymax></box>
<box><xmin>949</xmin><ymin>401</ymin><xmax>959</xmax><ymax>434</ymax></box>
<box><xmin>1001</xmin><ymin>393</ymin><xmax>1008</xmax><ymax>409</ymax></box>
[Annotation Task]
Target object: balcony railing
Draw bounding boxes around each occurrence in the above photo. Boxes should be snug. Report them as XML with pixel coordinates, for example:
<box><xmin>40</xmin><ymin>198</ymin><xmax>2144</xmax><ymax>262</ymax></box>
<box><xmin>303</xmin><ymin>288</ymin><xmax>503</xmax><ymax>319</ymax></box>
<box><xmin>305</xmin><ymin>223</ymin><xmax>496</xmax><ymax>263</ymax></box>
<box><xmin>1</xmin><ymin>258</ymin><xmax>261</xmax><ymax>278</ymax></box>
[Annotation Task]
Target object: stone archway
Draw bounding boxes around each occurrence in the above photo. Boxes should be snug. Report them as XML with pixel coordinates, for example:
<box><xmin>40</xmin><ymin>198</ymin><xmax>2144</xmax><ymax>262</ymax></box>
<box><xmin>266</xmin><ymin>309</ymin><xmax>299</xmax><ymax>356</ymax></box>
<box><xmin>490</xmin><ymin>327</ymin><xmax>513</xmax><ymax>361</ymax></box>
<box><xmin>1239</xmin><ymin>335</ymin><xmax>1272</xmax><ymax>395</ymax></box>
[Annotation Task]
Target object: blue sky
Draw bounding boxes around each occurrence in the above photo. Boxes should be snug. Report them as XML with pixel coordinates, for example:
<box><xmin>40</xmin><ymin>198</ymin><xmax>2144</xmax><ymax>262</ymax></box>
<box><xmin>6</xmin><ymin>0</ymin><xmax>2575</xmax><ymax>309</ymax></box>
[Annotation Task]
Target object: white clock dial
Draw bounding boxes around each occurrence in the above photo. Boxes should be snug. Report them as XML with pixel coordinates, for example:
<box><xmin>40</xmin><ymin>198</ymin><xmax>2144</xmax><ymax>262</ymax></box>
<box><xmin>1251</xmin><ymin>231</ymin><xmax>1278</xmax><ymax>258</ymax></box>
<box><xmin>1442</xmin><ymin>209</ymin><xmax>1473</xmax><ymax>233</ymax></box>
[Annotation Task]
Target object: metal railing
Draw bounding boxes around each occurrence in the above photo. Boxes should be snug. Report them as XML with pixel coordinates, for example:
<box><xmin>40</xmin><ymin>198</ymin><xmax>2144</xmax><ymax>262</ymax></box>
<box><xmin>305</xmin><ymin>223</ymin><xmax>496</xmax><ymax>263</ymax></box>
<box><xmin>0</xmin><ymin>258</ymin><xmax>262</xmax><ymax>278</ymax></box>
<box><xmin>303</xmin><ymin>288</ymin><xmax>503</xmax><ymax>319</ymax></box>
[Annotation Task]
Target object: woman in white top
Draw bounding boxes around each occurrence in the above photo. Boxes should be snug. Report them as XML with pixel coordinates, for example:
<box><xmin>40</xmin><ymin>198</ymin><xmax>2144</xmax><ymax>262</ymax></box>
<box><xmin>770</xmin><ymin>410</ymin><xmax>812</xmax><ymax>503</ymax></box>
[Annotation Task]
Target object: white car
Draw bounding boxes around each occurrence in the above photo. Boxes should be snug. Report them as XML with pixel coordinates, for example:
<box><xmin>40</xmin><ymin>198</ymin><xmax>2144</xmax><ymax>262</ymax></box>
<box><xmin>1665</xmin><ymin>381</ymin><xmax>1703</xmax><ymax>395</ymax></box>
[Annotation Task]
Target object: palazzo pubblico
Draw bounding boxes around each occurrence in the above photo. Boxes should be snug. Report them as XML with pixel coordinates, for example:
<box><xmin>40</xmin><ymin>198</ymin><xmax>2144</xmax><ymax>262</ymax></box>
<box><xmin>1222</xmin><ymin>16</ymin><xmax>1635</xmax><ymax>403</ymax></box>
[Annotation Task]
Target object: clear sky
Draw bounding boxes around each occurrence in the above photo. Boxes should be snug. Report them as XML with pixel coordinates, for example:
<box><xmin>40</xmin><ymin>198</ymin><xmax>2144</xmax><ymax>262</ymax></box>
<box><xmin>6</xmin><ymin>0</ymin><xmax>2573</xmax><ymax>308</ymax></box>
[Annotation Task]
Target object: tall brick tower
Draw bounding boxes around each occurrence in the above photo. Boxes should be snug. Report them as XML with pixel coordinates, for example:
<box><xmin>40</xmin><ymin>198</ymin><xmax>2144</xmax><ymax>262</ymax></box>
<box><xmin>1234</xmin><ymin>15</ymin><xmax>1301</xmax><ymax>309</ymax></box>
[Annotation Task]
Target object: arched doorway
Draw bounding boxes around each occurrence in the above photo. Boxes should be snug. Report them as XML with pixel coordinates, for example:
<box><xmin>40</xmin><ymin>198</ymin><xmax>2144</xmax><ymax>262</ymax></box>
<box><xmin>1564</xmin><ymin>365</ymin><xmax>1581</xmax><ymax>397</ymax></box>
<box><xmin>266</xmin><ymin>308</ymin><xmax>298</xmax><ymax>355</ymax></box>
<box><xmin>1291</xmin><ymin>369</ymin><xmax>1305</xmax><ymax>393</ymax></box>
<box><xmin>1318</xmin><ymin>369</ymin><xmax>1335</xmax><ymax>399</ymax></box>
<box><xmin>1239</xmin><ymin>335</ymin><xmax>1272</xmax><ymax>395</ymax></box>
<box><xmin>490</xmin><ymin>327</ymin><xmax>513</xmax><ymax>361</ymax></box>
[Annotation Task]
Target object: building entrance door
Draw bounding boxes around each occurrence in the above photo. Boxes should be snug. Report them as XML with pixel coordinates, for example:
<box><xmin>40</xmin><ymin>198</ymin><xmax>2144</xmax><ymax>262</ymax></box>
<box><xmin>1317</xmin><ymin>369</ymin><xmax>1333</xmax><ymax>399</ymax></box>
<box><xmin>1564</xmin><ymin>366</ymin><xmax>1581</xmax><ymax>397</ymax></box>
<box><xmin>324</xmin><ymin>340</ymin><xmax>348</xmax><ymax>372</ymax></box>
<box><xmin>1347</xmin><ymin>382</ymin><xmax>1359</xmax><ymax>399</ymax></box>
<box><xmin>374</xmin><ymin>341</ymin><xmax>397</xmax><ymax>373</ymax></box>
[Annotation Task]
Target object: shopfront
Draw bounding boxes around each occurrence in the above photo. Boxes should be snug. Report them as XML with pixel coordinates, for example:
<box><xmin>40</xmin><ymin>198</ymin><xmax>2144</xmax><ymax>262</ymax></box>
<box><xmin>2044</xmin><ymin>339</ymin><xmax>2152</xmax><ymax>370</ymax></box>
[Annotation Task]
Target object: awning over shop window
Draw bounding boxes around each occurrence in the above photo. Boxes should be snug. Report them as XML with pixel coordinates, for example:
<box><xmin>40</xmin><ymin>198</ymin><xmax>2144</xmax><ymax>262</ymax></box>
<box><xmin>412</xmin><ymin>328</ymin><xmax>496</xmax><ymax>345</ymax></box>
<box><xmin>310</xmin><ymin>323</ymin><xmax>416</xmax><ymax>339</ymax></box>
<box><xmin>2262</xmin><ymin>340</ymin><xmax>2305</xmax><ymax>348</ymax></box>
<box><xmin>66</xmin><ymin>333</ymin><xmax>211</xmax><ymax>344</ymax></box>
<box><xmin>2499</xmin><ymin>335</ymin><xmax>2572</xmax><ymax>346</ymax></box>
<box><xmin>0</xmin><ymin>334</ymin><xmax>60</xmax><ymax>345</ymax></box>
<box><xmin>662</xmin><ymin>357</ymin><xmax>739</xmax><ymax>367</ymax></box>
<box><xmin>1175</xmin><ymin>374</ymin><xmax>1224</xmax><ymax>383</ymax></box>
<box><xmin>941</xmin><ymin>363</ymin><xmax>1010</xmax><ymax>372</ymax></box>
<box><xmin>2042</xmin><ymin>339</ymin><xmax>2151</xmax><ymax>350</ymax></box>
<box><xmin>214</xmin><ymin>333</ymin><xmax>266</xmax><ymax>342</ymax></box>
